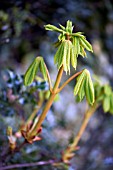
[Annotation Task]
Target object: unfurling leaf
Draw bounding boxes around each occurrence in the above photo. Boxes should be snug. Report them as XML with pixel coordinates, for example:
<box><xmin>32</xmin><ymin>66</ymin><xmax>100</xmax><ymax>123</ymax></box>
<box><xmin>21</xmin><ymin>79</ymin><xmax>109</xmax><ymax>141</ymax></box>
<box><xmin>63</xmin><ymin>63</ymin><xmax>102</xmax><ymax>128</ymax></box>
<box><xmin>44</xmin><ymin>24</ymin><xmax>64</xmax><ymax>33</ymax></box>
<box><xmin>74</xmin><ymin>71</ymin><xmax>86</xmax><ymax>96</ymax></box>
<box><xmin>104</xmin><ymin>84</ymin><xmax>112</xmax><ymax>96</ymax></box>
<box><xmin>103</xmin><ymin>96</ymin><xmax>110</xmax><ymax>113</ymax></box>
<box><xmin>66</xmin><ymin>20</ymin><xmax>73</xmax><ymax>33</ymax></box>
<box><xmin>74</xmin><ymin>69</ymin><xmax>95</xmax><ymax>105</ymax></box>
<box><xmin>24</xmin><ymin>57</ymin><xmax>47</xmax><ymax>86</ymax></box>
<box><xmin>85</xmin><ymin>73</ymin><xmax>95</xmax><ymax>105</ymax></box>
<box><xmin>72</xmin><ymin>36</ymin><xmax>80</xmax><ymax>57</ymax></box>
<box><xmin>24</xmin><ymin>57</ymin><xmax>40</xmax><ymax>86</ymax></box>
<box><xmin>80</xmin><ymin>37</ymin><xmax>93</xmax><ymax>52</ymax></box>
<box><xmin>54</xmin><ymin>40</ymin><xmax>73</xmax><ymax>74</ymax></box>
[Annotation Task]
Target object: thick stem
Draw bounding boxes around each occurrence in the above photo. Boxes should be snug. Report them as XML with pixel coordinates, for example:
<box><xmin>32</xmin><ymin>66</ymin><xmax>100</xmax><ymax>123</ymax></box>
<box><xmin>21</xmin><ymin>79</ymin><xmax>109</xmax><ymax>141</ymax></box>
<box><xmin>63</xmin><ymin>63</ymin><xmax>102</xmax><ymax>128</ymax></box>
<box><xmin>57</xmin><ymin>70</ymin><xmax>83</xmax><ymax>93</ymax></box>
<box><xmin>26</xmin><ymin>99</ymin><xmax>43</xmax><ymax>125</ymax></box>
<box><xmin>62</xmin><ymin>102</ymin><xmax>99</xmax><ymax>162</ymax></box>
<box><xmin>71</xmin><ymin>103</ymin><xmax>98</xmax><ymax>149</ymax></box>
<box><xmin>28</xmin><ymin>66</ymin><xmax>64</xmax><ymax>137</ymax></box>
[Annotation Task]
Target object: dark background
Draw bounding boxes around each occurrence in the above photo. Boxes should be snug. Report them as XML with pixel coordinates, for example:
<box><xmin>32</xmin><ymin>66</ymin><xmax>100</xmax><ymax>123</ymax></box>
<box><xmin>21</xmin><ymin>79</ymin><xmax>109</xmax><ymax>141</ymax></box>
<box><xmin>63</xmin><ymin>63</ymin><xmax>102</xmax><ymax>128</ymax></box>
<box><xmin>0</xmin><ymin>0</ymin><xmax>113</xmax><ymax>170</ymax></box>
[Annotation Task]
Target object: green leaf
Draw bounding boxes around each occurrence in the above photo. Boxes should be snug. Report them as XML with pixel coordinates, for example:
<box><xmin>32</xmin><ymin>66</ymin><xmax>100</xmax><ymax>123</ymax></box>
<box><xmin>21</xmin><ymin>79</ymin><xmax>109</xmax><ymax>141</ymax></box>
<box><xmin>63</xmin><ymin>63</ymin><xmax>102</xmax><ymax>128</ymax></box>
<box><xmin>104</xmin><ymin>84</ymin><xmax>112</xmax><ymax>96</ymax></box>
<box><xmin>40</xmin><ymin>58</ymin><xmax>47</xmax><ymax>81</ymax></box>
<box><xmin>79</xmin><ymin>37</ymin><xmax>93</xmax><ymax>52</ymax></box>
<box><xmin>66</xmin><ymin>20</ymin><xmax>73</xmax><ymax>33</ymax></box>
<box><xmin>72</xmin><ymin>37</ymin><xmax>80</xmax><ymax>57</ymax></box>
<box><xmin>79</xmin><ymin>45</ymin><xmax>87</xmax><ymax>58</ymax></box>
<box><xmin>74</xmin><ymin>71</ymin><xmax>86</xmax><ymax>96</ymax></box>
<box><xmin>85</xmin><ymin>70</ymin><xmax>95</xmax><ymax>105</ymax></box>
<box><xmin>54</xmin><ymin>40</ymin><xmax>73</xmax><ymax>74</ymax></box>
<box><xmin>24</xmin><ymin>57</ymin><xmax>47</xmax><ymax>86</ymax></box>
<box><xmin>103</xmin><ymin>96</ymin><xmax>110</xmax><ymax>112</ymax></box>
<box><xmin>59</xmin><ymin>24</ymin><xmax>66</xmax><ymax>31</ymax></box>
<box><xmin>71</xmin><ymin>32</ymin><xmax>85</xmax><ymax>38</ymax></box>
<box><xmin>109</xmin><ymin>93</ymin><xmax>113</xmax><ymax>114</ymax></box>
<box><xmin>74</xmin><ymin>70</ymin><xmax>95</xmax><ymax>105</ymax></box>
<box><xmin>70</xmin><ymin>46</ymin><xmax>77</xmax><ymax>70</ymax></box>
<box><xmin>77</xmin><ymin>77</ymin><xmax>86</xmax><ymax>102</ymax></box>
<box><xmin>24</xmin><ymin>57</ymin><xmax>40</xmax><ymax>86</ymax></box>
<box><xmin>44</xmin><ymin>24</ymin><xmax>64</xmax><ymax>33</ymax></box>
<box><xmin>58</xmin><ymin>33</ymin><xmax>65</xmax><ymax>41</ymax></box>
<box><xmin>63</xmin><ymin>40</ymin><xmax>71</xmax><ymax>74</ymax></box>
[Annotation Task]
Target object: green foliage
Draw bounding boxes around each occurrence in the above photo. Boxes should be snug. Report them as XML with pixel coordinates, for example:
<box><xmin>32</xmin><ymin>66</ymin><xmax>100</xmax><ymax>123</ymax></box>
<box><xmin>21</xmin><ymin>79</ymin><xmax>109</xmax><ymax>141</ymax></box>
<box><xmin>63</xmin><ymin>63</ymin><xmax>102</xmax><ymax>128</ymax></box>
<box><xmin>24</xmin><ymin>57</ymin><xmax>47</xmax><ymax>86</ymax></box>
<box><xmin>74</xmin><ymin>69</ymin><xmax>95</xmax><ymax>105</ymax></box>
<box><xmin>94</xmin><ymin>82</ymin><xmax>113</xmax><ymax>114</ymax></box>
<box><xmin>45</xmin><ymin>20</ymin><xmax>93</xmax><ymax>74</ymax></box>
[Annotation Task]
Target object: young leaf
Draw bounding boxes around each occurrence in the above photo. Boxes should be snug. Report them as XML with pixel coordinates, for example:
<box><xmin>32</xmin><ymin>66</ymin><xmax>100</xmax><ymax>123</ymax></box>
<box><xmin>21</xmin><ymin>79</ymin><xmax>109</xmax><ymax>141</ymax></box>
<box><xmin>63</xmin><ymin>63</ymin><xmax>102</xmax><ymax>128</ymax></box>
<box><xmin>79</xmin><ymin>45</ymin><xmax>87</xmax><ymax>58</ymax></box>
<box><xmin>66</xmin><ymin>20</ymin><xmax>73</xmax><ymax>33</ymax></box>
<box><xmin>54</xmin><ymin>40</ymin><xmax>72</xmax><ymax>74</ymax></box>
<box><xmin>72</xmin><ymin>37</ymin><xmax>80</xmax><ymax>57</ymax></box>
<box><xmin>24</xmin><ymin>57</ymin><xmax>47</xmax><ymax>86</ymax></box>
<box><xmin>44</xmin><ymin>24</ymin><xmax>64</xmax><ymax>33</ymax></box>
<box><xmin>40</xmin><ymin>58</ymin><xmax>48</xmax><ymax>81</ymax></box>
<box><xmin>59</xmin><ymin>24</ymin><xmax>66</xmax><ymax>31</ymax></box>
<box><xmin>85</xmin><ymin>70</ymin><xmax>95</xmax><ymax>105</ymax></box>
<box><xmin>103</xmin><ymin>96</ymin><xmax>110</xmax><ymax>112</ymax></box>
<box><xmin>74</xmin><ymin>71</ymin><xmax>86</xmax><ymax>96</ymax></box>
<box><xmin>80</xmin><ymin>37</ymin><xmax>93</xmax><ymax>52</ymax></box>
<box><xmin>77</xmin><ymin>77</ymin><xmax>86</xmax><ymax>102</ymax></box>
<box><xmin>104</xmin><ymin>84</ymin><xmax>112</xmax><ymax>96</ymax></box>
<box><xmin>24</xmin><ymin>57</ymin><xmax>40</xmax><ymax>86</ymax></box>
<box><xmin>109</xmin><ymin>93</ymin><xmax>113</xmax><ymax>114</ymax></box>
<box><xmin>70</xmin><ymin>46</ymin><xmax>77</xmax><ymax>70</ymax></box>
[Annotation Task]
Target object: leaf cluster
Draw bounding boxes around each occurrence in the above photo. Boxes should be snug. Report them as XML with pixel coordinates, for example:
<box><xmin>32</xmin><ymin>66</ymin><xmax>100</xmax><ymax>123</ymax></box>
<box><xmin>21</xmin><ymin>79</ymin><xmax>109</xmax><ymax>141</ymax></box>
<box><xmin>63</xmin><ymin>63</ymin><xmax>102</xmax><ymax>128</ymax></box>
<box><xmin>74</xmin><ymin>69</ymin><xmax>95</xmax><ymax>105</ymax></box>
<box><xmin>94</xmin><ymin>82</ymin><xmax>113</xmax><ymax>113</ymax></box>
<box><xmin>45</xmin><ymin>20</ymin><xmax>93</xmax><ymax>74</ymax></box>
<box><xmin>24</xmin><ymin>57</ymin><xmax>47</xmax><ymax>86</ymax></box>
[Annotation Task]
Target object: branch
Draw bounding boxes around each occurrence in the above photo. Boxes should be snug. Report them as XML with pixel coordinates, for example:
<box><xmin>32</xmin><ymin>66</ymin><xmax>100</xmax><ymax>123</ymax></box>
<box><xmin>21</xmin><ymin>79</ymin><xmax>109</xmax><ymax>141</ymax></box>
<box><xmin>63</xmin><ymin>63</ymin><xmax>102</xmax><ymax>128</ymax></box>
<box><xmin>62</xmin><ymin>102</ymin><xmax>99</xmax><ymax>163</ymax></box>
<box><xmin>0</xmin><ymin>160</ymin><xmax>55</xmax><ymax>170</ymax></box>
<box><xmin>57</xmin><ymin>70</ymin><xmax>83</xmax><ymax>93</ymax></box>
<box><xmin>27</xmin><ymin>66</ymin><xmax>64</xmax><ymax>138</ymax></box>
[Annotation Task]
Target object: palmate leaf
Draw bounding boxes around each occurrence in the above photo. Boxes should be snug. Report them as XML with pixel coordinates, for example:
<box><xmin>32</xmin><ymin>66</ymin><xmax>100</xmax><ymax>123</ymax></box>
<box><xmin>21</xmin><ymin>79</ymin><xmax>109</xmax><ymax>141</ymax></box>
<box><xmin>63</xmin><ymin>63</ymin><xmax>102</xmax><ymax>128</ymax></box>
<box><xmin>74</xmin><ymin>69</ymin><xmax>95</xmax><ymax>105</ymax></box>
<box><xmin>24</xmin><ymin>58</ymin><xmax>40</xmax><ymax>86</ymax></box>
<box><xmin>24</xmin><ymin>57</ymin><xmax>47</xmax><ymax>86</ymax></box>
<box><xmin>54</xmin><ymin>40</ymin><xmax>73</xmax><ymax>74</ymax></box>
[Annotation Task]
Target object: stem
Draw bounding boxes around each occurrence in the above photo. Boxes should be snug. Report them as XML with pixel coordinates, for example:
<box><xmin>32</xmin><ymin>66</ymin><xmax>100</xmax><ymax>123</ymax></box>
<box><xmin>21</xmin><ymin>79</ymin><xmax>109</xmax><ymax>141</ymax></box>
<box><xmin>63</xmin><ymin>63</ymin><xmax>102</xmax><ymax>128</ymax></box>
<box><xmin>71</xmin><ymin>103</ymin><xmax>98</xmax><ymax>148</ymax></box>
<box><xmin>28</xmin><ymin>66</ymin><xmax>64</xmax><ymax>137</ymax></box>
<box><xmin>26</xmin><ymin>99</ymin><xmax>43</xmax><ymax>125</ymax></box>
<box><xmin>62</xmin><ymin>102</ymin><xmax>99</xmax><ymax>163</ymax></box>
<box><xmin>44</xmin><ymin>63</ymin><xmax>53</xmax><ymax>92</ymax></box>
<box><xmin>57</xmin><ymin>70</ymin><xmax>83</xmax><ymax>93</ymax></box>
<box><xmin>0</xmin><ymin>160</ymin><xmax>55</xmax><ymax>170</ymax></box>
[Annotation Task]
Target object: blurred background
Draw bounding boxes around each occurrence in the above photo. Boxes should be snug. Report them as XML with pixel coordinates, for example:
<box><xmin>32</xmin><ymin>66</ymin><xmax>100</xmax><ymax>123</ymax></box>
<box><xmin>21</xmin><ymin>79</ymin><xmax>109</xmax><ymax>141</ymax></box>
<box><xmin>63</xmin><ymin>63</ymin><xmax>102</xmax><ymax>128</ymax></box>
<box><xmin>0</xmin><ymin>0</ymin><xmax>113</xmax><ymax>169</ymax></box>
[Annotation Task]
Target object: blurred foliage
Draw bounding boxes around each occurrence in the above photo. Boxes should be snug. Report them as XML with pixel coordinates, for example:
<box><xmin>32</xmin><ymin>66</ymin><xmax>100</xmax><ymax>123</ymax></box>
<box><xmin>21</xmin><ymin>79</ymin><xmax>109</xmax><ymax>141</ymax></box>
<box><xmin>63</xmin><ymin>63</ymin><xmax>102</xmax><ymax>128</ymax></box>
<box><xmin>0</xmin><ymin>0</ymin><xmax>113</xmax><ymax>170</ymax></box>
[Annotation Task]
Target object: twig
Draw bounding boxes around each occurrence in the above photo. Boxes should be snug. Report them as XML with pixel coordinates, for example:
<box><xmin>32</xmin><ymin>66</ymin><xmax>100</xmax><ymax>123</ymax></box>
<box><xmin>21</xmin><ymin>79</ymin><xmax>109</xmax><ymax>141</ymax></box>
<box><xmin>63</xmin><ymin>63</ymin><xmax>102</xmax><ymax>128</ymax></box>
<box><xmin>62</xmin><ymin>102</ymin><xmax>99</xmax><ymax>163</ymax></box>
<box><xmin>27</xmin><ymin>66</ymin><xmax>64</xmax><ymax>138</ymax></box>
<box><xmin>57</xmin><ymin>70</ymin><xmax>83</xmax><ymax>93</ymax></box>
<box><xmin>0</xmin><ymin>160</ymin><xmax>55</xmax><ymax>170</ymax></box>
